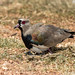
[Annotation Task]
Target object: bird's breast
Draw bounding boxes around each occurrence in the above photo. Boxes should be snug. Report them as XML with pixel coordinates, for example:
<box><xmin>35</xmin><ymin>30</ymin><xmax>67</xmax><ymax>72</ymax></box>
<box><xmin>22</xmin><ymin>35</ymin><xmax>33</xmax><ymax>49</ymax></box>
<box><xmin>30</xmin><ymin>44</ymin><xmax>49</xmax><ymax>53</ymax></box>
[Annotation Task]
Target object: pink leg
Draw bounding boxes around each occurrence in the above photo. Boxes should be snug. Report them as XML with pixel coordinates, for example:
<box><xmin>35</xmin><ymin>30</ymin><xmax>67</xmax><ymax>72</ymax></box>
<box><xmin>48</xmin><ymin>48</ymin><xmax>53</xmax><ymax>54</ymax></box>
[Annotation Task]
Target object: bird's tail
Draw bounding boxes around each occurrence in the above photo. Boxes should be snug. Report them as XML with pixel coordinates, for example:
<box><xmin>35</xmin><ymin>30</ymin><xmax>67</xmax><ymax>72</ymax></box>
<box><xmin>68</xmin><ymin>32</ymin><xmax>75</xmax><ymax>38</ymax></box>
<box><xmin>69</xmin><ymin>32</ymin><xmax>75</xmax><ymax>35</ymax></box>
<box><xmin>64</xmin><ymin>30</ymin><xmax>75</xmax><ymax>38</ymax></box>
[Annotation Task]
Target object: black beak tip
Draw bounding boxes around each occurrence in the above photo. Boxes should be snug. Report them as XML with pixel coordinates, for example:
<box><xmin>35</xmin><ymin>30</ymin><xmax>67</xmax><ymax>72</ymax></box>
<box><xmin>14</xmin><ymin>24</ymin><xmax>19</xmax><ymax>29</ymax></box>
<box><xmin>13</xmin><ymin>27</ymin><xmax>16</xmax><ymax>29</ymax></box>
<box><xmin>14</xmin><ymin>26</ymin><xmax>16</xmax><ymax>29</ymax></box>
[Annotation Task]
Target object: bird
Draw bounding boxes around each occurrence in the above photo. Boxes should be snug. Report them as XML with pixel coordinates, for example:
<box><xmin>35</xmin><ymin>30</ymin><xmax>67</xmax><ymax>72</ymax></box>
<box><xmin>14</xmin><ymin>19</ymin><xmax>75</xmax><ymax>53</ymax></box>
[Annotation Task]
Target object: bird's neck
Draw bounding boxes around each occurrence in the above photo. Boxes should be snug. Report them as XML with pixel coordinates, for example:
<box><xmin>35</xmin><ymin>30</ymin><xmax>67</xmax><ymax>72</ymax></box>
<box><xmin>19</xmin><ymin>27</ymin><xmax>23</xmax><ymax>36</ymax></box>
<box><xmin>19</xmin><ymin>26</ymin><xmax>33</xmax><ymax>49</ymax></box>
<box><xmin>19</xmin><ymin>27</ymin><xmax>32</xmax><ymax>49</ymax></box>
<box><xmin>22</xmin><ymin>25</ymin><xmax>30</xmax><ymax>34</ymax></box>
<box><xmin>19</xmin><ymin>25</ymin><xmax>30</xmax><ymax>35</ymax></box>
<box><xmin>19</xmin><ymin>27</ymin><xmax>23</xmax><ymax>32</ymax></box>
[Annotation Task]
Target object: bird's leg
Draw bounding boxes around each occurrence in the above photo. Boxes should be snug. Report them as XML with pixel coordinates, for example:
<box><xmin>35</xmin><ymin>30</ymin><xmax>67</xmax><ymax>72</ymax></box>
<box><xmin>24</xmin><ymin>50</ymin><xmax>33</xmax><ymax>55</ymax></box>
<box><xmin>48</xmin><ymin>48</ymin><xmax>53</xmax><ymax>54</ymax></box>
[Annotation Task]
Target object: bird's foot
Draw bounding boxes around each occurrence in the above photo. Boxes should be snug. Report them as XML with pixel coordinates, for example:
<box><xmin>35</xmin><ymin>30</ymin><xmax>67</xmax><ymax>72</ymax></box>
<box><xmin>24</xmin><ymin>51</ymin><xmax>33</xmax><ymax>55</ymax></box>
<box><xmin>48</xmin><ymin>48</ymin><xmax>53</xmax><ymax>54</ymax></box>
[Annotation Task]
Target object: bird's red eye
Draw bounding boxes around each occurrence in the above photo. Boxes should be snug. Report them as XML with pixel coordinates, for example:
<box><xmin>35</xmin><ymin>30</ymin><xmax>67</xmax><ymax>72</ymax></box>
<box><xmin>22</xmin><ymin>21</ymin><xmax>25</xmax><ymax>24</ymax></box>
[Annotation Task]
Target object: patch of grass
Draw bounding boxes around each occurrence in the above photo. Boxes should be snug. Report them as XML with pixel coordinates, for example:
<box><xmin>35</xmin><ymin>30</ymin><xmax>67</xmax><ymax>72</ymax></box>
<box><xmin>6</xmin><ymin>0</ymin><xmax>75</xmax><ymax>17</ymax></box>
<box><xmin>0</xmin><ymin>38</ymin><xmax>24</xmax><ymax>48</ymax></box>
<box><xmin>0</xmin><ymin>48</ymin><xmax>23</xmax><ymax>61</ymax></box>
<box><xmin>0</xmin><ymin>37</ymin><xmax>24</xmax><ymax>60</ymax></box>
<box><xmin>0</xmin><ymin>51</ymin><xmax>9</xmax><ymax>59</ymax></box>
<box><xmin>9</xmin><ymin>54</ymin><xmax>23</xmax><ymax>61</ymax></box>
<box><xmin>0</xmin><ymin>0</ymin><xmax>75</xmax><ymax>74</ymax></box>
<box><xmin>16</xmin><ymin>54</ymin><xmax>23</xmax><ymax>60</ymax></box>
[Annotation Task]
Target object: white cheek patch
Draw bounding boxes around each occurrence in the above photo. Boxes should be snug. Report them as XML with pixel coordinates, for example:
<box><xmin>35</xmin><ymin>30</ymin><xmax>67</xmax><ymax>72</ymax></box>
<box><xmin>20</xmin><ymin>24</ymin><xmax>24</xmax><ymax>27</ymax></box>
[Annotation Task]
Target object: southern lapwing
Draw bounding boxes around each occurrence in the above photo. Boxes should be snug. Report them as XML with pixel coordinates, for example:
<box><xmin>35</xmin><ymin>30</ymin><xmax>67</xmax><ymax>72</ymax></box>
<box><xmin>14</xmin><ymin>19</ymin><xmax>75</xmax><ymax>53</ymax></box>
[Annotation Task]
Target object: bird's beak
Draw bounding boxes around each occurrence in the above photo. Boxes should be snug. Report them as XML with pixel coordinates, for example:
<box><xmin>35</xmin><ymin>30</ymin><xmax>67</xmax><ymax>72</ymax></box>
<box><xmin>14</xmin><ymin>24</ymin><xmax>19</xmax><ymax>29</ymax></box>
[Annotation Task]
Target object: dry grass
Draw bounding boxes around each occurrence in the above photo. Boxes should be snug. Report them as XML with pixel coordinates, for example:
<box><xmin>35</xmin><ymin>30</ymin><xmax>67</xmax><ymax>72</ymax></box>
<box><xmin>0</xmin><ymin>0</ymin><xmax>75</xmax><ymax>75</ymax></box>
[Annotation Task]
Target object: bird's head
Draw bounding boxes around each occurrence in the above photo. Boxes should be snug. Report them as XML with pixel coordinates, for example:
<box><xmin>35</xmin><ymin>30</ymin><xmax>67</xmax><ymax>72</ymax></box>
<box><xmin>14</xmin><ymin>19</ymin><xmax>30</xmax><ymax>29</ymax></box>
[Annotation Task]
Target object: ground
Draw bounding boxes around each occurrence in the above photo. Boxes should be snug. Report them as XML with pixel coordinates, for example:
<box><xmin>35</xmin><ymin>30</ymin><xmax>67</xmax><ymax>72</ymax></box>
<box><xmin>0</xmin><ymin>0</ymin><xmax>75</xmax><ymax>75</ymax></box>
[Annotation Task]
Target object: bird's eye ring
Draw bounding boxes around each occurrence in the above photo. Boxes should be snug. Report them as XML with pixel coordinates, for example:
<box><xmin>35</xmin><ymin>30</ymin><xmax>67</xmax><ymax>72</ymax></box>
<box><xmin>22</xmin><ymin>21</ymin><xmax>25</xmax><ymax>24</ymax></box>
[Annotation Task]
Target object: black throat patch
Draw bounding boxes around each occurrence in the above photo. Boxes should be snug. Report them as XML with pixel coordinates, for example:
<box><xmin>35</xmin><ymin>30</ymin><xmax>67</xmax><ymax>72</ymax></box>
<box><xmin>22</xmin><ymin>34</ymin><xmax>33</xmax><ymax>49</ymax></box>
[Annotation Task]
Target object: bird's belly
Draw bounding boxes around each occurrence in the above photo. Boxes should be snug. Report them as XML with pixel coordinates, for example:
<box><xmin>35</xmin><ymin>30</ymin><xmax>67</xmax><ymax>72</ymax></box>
<box><xmin>30</xmin><ymin>45</ymin><xmax>49</xmax><ymax>53</ymax></box>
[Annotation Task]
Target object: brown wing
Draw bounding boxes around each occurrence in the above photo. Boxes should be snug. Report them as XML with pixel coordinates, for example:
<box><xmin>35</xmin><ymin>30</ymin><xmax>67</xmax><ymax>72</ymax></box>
<box><xmin>31</xmin><ymin>25</ymin><xmax>71</xmax><ymax>47</ymax></box>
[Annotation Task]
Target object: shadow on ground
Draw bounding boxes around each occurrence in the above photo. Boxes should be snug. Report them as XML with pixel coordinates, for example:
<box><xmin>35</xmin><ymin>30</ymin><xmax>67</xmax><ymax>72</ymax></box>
<box><xmin>24</xmin><ymin>46</ymin><xmax>70</xmax><ymax>56</ymax></box>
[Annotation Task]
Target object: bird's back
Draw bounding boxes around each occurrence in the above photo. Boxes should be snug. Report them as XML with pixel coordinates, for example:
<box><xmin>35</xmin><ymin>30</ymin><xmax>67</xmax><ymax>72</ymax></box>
<box><xmin>24</xmin><ymin>24</ymin><xmax>71</xmax><ymax>47</ymax></box>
